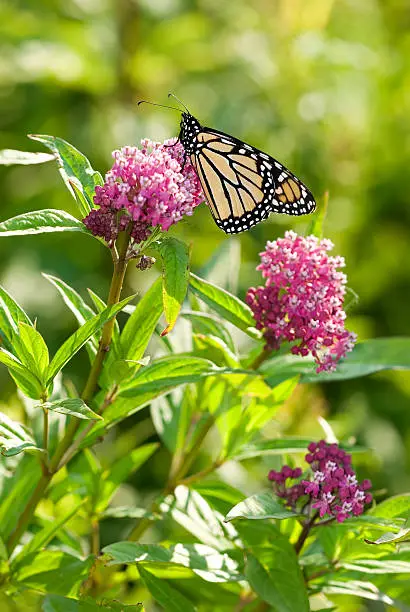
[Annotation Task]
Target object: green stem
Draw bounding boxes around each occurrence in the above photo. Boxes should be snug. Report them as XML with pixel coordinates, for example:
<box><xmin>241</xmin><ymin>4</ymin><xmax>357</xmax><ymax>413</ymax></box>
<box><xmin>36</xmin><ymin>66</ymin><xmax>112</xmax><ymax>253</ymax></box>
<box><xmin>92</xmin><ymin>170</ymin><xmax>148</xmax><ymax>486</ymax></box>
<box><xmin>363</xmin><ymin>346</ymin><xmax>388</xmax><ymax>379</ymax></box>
<box><xmin>294</xmin><ymin>512</ymin><xmax>319</xmax><ymax>555</ymax></box>
<box><xmin>7</xmin><ymin>230</ymin><xmax>131</xmax><ymax>555</ymax></box>
<box><xmin>249</xmin><ymin>347</ymin><xmax>272</xmax><ymax>370</ymax></box>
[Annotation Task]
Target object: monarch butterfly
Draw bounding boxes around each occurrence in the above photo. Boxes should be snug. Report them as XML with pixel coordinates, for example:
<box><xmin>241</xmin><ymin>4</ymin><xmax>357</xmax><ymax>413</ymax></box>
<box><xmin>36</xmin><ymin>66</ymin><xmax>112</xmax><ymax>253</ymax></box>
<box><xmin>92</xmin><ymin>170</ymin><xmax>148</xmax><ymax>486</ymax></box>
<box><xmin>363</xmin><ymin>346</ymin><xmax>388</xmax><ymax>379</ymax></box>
<box><xmin>138</xmin><ymin>96</ymin><xmax>316</xmax><ymax>234</ymax></box>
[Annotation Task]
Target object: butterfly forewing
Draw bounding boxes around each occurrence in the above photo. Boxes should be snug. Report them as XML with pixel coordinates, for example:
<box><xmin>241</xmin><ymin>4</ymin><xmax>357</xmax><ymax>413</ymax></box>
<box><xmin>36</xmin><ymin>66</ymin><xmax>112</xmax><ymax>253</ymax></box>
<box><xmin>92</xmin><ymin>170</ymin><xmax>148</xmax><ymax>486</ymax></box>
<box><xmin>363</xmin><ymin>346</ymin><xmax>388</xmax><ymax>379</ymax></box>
<box><xmin>184</xmin><ymin>120</ymin><xmax>315</xmax><ymax>234</ymax></box>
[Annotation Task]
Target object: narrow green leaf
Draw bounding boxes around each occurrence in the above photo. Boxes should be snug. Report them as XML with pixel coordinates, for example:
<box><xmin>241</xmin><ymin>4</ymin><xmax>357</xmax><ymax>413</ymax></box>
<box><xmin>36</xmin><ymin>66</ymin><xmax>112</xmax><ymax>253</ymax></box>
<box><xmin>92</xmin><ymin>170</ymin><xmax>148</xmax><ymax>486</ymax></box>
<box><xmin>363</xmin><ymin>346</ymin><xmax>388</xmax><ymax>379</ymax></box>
<box><xmin>138</xmin><ymin>564</ymin><xmax>197</xmax><ymax>612</ymax></box>
<box><xmin>261</xmin><ymin>338</ymin><xmax>410</xmax><ymax>386</ymax></box>
<box><xmin>225</xmin><ymin>492</ymin><xmax>301</xmax><ymax>522</ymax></box>
<box><xmin>0</xmin><ymin>149</ymin><xmax>54</xmax><ymax>165</ymax></box>
<box><xmin>17</xmin><ymin>322</ymin><xmax>49</xmax><ymax>381</ymax></box>
<box><xmin>232</xmin><ymin>438</ymin><xmax>366</xmax><ymax>460</ymax></box>
<box><xmin>103</xmin><ymin>542</ymin><xmax>242</xmax><ymax>583</ymax></box>
<box><xmin>0</xmin><ymin>209</ymin><xmax>89</xmax><ymax>237</ymax></box>
<box><xmin>0</xmin><ymin>411</ymin><xmax>41</xmax><ymax>457</ymax></box>
<box><xmin>246</xmin><ymin>545</ymin><xmax>309</xmax><ymax>612</ymax></box>
<box><xmin>43</xmin><ymin>595</ymin><xmax>143</xmax><ymax>612</ymax></box>
<box><xmin>199</xmin><ymin>238</ymin><xmax>241</xmax><ymax>294</ymax></box>
<box><xmin>44</xmin><ymin>398</ymin><xmax>102</xmax><ymax>420</ymax></box>
<box><xmin>0</xmin><ymin>348</ymin><xmax>43</xmax><ymax>398</ymax></box>
<box><xmin>0</xmin><ymin>285</ymin><xmax>32</xmax><ymax>341</ymax></box>
<box><xmin>0</xmin><ymin>536</ymin><xmax>7</xmax><ymax>561</ymax></box>
<box><xmin>47</xmin><ymin>295</ymin><xmax>135</xmax><ymax>384</ymax></box>
<box><xmin>339</xmin><ymin>559</ymin><xmax>410</xmax><ymax>573</ymax></box>
<box><xmin>365</xmin><ymin>527</ymin><xmax>410</xmax><ymax>545</ymax></box>
<box><xmin>194</xmin><ymin>334</ymin><xmax>240</xmax><ymax>368</ymax></box>
<box><xmin>189</xmin><ymin>273</ymin><xmax>260</xmax><ymax>339</ymax></box>
<box><xmin>44</xmin><ymin>274</ymin><xmax>96</xmax><ymax>328</ymax></box>
<box><xmin>121</xmin><ymin>277</ymin><xmax>163</xmax><ymax>362</ymax></box>
<box><xmin>29</xmin><ymin>134</ymin><xmax>103</xmax><ymax>218</ymax></box>
<box><xmin>321</xmin><ymin>580</ymin><xmax>402</xmax><ymax>607</ymax></box>
<box><xmin>12</xmin><ymin>550</ymin><xmax>94</xmax><ymax>597</ymax></box>
<box><xmin>150</xmin><ymin>388</ymin><xmax>192</xmax><ymax>453</ymax></box>
<box><xmin>12</xmin><ymin>502</ymin><xmax>85</xmax><ymax>563</ymax></box>
<box><xmin>101</xmin><ymin>506</ymin><xmax>157</xmax><ymax>520</ymax></box>
<box><xmin>119</xmin><ymin>355</ymin><xmax>240</xmax><ymax>397</ymax></box>
<box><xmin>154</xmin><ymin>236</ymin><xmax>190</xmax><ymax>336</ymax></box>
<box><xmin>181</xmin><ymin>310</ymin><xmax>235</xmax><ymax>352</ymax></box>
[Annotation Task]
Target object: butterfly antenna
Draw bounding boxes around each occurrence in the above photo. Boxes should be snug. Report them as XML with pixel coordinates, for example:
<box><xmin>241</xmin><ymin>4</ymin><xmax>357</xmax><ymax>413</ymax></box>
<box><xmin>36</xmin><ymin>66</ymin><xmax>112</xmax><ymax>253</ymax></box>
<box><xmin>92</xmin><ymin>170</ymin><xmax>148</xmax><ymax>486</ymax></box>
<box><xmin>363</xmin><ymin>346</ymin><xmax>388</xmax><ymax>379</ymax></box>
<box><xmin>137</xmin><ymin>100</ymin><xmax>181</xmax><ymax>113</ymax></box>
<box><xmin>168</xmin><ymin>92</ymin><xmax>191</xmax><ymax>114</ymax></box>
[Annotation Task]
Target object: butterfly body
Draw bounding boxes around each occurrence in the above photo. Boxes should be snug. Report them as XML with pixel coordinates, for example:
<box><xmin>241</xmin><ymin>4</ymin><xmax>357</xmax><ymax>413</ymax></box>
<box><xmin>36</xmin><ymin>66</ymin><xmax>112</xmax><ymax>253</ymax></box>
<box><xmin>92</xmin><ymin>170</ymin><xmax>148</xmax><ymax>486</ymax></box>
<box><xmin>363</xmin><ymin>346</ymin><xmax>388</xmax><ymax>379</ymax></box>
<box><xmin>178</xmin><ymin>112</ymin><xmax>316</xmax><ymax>234</ymax></box>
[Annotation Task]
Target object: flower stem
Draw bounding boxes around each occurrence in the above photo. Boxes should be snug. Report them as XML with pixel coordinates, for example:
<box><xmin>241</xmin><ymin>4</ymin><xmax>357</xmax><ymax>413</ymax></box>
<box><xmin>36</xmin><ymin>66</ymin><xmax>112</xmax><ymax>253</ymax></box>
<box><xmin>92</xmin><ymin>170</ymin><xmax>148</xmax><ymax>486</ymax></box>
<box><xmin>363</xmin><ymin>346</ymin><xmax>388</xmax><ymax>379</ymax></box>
<box><xmin>249</xmin><ymin>347</ymin><xmax>272</xmax><ymax>370</ymax></box>
<box><xmin>294</xmin><ymin>512</ymin><xmax>319</xmax><ymax>555</ymax></box>
<box><xmin>7</xmin><ymin>230</ymin><xmax>131</xmax><ymax>555</ymax></box>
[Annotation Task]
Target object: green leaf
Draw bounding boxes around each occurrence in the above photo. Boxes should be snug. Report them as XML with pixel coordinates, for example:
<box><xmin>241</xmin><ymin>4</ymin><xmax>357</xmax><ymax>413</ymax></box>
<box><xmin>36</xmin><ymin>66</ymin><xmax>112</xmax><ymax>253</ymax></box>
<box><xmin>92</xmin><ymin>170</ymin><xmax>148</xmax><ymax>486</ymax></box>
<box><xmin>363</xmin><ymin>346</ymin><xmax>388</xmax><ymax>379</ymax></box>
<box><xmin>365</xmin><ymin>527</ymin><xmax>410</xmax><ymax>545</ymax></box>
<box><xmin>339</xmin><ymin>559</ymin><xmax>410</xmax><ymax>573</ymax></box>
<box><xmin>150</xmin><ymin>388</ymin><xmax>192</xmax><ymax>453</ymax></box>
<box><xmin>225</xmin><ymin>492</ymin><xmax>301</xmax><ymax>522</ymax></box>
<box><xmin>199</xmin><ymin>238</ymin><xmax>241</xmax><ymax>294</ymax></box>
<box><xmin>245</xmin><ymin>545</ymin><xmax>309</xmax><ymax>612</ymax></box>
<box><xmin>43</xmin><ymin>595</ymin><xmax>143</xmax><ymax>612</ymax></box>
<box><xmin>0</xmin><ymin>348</ymin><xmax>44</xmax><ymax>398</ymax></box>
<box><xmin>29</xmin><ymin>134</ymin><xmax>103</xmax><ymax>218</ymax></box>
<box><xmin>0</xmin><ymin>209</ymin><xmax>89</xmax><ymax>237</ymax></box>
<box><xmin>119</xmin><ymin>355</ymin><xmax>241</xmax><ymax>397</ymax></box>
<box><xmin>232</xmin><ymin>438</ymin><xmax>366</xmax><ymax>460</ymax></box>
<box><xmin>0</xmin><ymin>285</ymin><xmax>32</xmax><ymax>342</ymax></box>
<box><xmin>0</xmin><ymin>412</ymin><xmax>41</xmax><ymax>457</ymax></box>
<box><xmin>161</xmin><ymin>486</ymin><xmax>239</xmax><ymax>551</ymax></box>
<box><xmin>101</xmin><ymin>506</ymin><xmax>157</xmax><ymax>520</ymax></box>
<box><xmin>43</xmin><ymin>398</ymin><xmax>102</xmax><ymax>420</ymax></box>
<box><xmin>0</xmin><ymin>148</ymin><xmax>54</xmax><ymax>165</ymax></box>
<box><xmin>13</xmin><ymin>502</ymin><xmax>85</xmax><ymax>563</ymax></box>
<box><xmin>261</xmin><ymin>338</ymin><xmax>410</xmax><ymax>386</ymax></box>
<box><xmin>138</xmin><ymin>564</ymin><xmax>197</xmax><ymax>612</ymax></box>
<box><xmin>17</xmin><ymin>322</ymin><xmax>49</xmax><ymax>382</ymax></box>
<box><xmin>181</xmin><ymin>310</ymin><xmax>235</xmax><ymax>352</ymax></box>
<box><xmin>103</xmin><ymin>542</ymin><xmax>242</xmax><ymax>583</ymax></box>
<box><xmin>121</xmin><ymin>277</ymin><xmax>163</xmax><ymax>362</ymax></box>
<box><xmin>44</xmin><ymin>274</ymin><xmax>96</xmax><ymax>338</ymax></box>
<box><xmin>193</xmin><ymin>334</ymin><xmax>240</xmax><ymax>368</ymax></box>
<box><xmin>189</xmin><ymin>273</ymin><xmax>260</xmax><ymax>339</ymax></box>
<box><xmin>97</xmin><ymin>443</ymin><xmax>159</xmax><ymax>512</ymax></box>
<box><xmin>12</xmin><ymin>550</ymin><xmax>94</xmax><ymax>597</ymax></box>
<box><xmin>47</xmin><ymin>295</ymin><xmax>135</xmax><ymax>384</ymax></box>
<box><xmin>370</xmin><ymin>493</ymin><xmax>410</xmax><ymax>519</ymax></box>
<box><xmin>320</xmin><ymin>580</ymin><xmax>404</xmax><ymax>607</ymax></box>
<box><xmin>154</xmin><ymin>236</ymin><xmax>190</xmax><ymax>336</ymax></box>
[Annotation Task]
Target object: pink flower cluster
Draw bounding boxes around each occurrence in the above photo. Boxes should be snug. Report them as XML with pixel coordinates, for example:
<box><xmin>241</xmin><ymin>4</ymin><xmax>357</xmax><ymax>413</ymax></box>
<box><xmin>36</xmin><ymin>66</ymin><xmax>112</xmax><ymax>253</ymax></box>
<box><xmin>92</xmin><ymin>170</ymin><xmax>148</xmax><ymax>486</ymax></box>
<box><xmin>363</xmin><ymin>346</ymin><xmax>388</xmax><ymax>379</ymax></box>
<box><xmin>268</xmin><ymin>440</ymin><xmax>372</xmax><ymax>523</ymax></box>
<box><xmin>83</xmin><ymin>139</ymin><xmax>203</xmax><ymax>245</ymax></box>
<box><xmin>246</xmin><ymin>231</ymin><xmax>357</xmax><ymax>372</ymax></box>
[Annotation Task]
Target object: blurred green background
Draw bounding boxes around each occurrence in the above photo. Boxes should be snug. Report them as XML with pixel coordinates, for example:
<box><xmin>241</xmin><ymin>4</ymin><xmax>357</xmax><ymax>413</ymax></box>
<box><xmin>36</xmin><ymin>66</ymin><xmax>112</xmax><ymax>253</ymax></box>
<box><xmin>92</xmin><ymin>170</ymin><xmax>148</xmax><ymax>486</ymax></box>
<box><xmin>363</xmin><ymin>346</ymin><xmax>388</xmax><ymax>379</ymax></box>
<box><xmin>1</xmin><ymin>0</ymin><xmax>410</xmax><ymax>560</ymax></box>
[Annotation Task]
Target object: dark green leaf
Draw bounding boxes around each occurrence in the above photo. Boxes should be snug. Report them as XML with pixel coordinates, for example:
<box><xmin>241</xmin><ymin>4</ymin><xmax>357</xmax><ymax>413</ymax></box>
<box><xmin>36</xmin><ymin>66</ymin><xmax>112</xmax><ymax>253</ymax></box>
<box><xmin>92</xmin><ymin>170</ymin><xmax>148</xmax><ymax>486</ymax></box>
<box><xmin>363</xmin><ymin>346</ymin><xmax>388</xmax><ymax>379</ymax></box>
<box><xmin>0</xmin><ymin>209</ymin><xmax>88</xmax><ymax>237</ymax></box>
<box><xmin>138</xmin><ymin>564</ymin><xmax>197</xmax><ymax>612</ymax></box>
<box><xmin>47</xmin><ymin>295</ymin><xmax>135</xmax><ymax>384</ymax></box>
<box><xmin>121</xmin><ymin>277</ymin><xmax>163</xmax><ymax>362</ymax></box>
<box><xmin>189</xmin><ymin>273</ymin><xmax>260</xmax><ymax>339</ymax></box>
<box><xmin>43</xmin><ymin>595</ymin><xmax>143</xmax><ymax>612</ymax></box>
<box><xmin>0</xmin><ymin>149</ymin><xmax>54</xmax><ymax>165</ymax></box>
<box><xmin>154</xmin><ymin>236</ymin><xmax>190</xmax><ymax>335</ymax></box>
<box><xmin>245</xmin><ymin>544</ymin><xmax>309</xmax><ymax>612</ymax></box>
<box><xmin>29</xmin><ymin>134</ymin><xmax>103</xmax><ymax>218</ymax></box>
<box><xmin>44</xmin><ymin>398</ymin><xmax>102</xmax><ymax>420</ymax></box>
<box><xmin>225</xmin><ymin>492</ymin><xmax>301</xmax><ymax>522</ymax></box>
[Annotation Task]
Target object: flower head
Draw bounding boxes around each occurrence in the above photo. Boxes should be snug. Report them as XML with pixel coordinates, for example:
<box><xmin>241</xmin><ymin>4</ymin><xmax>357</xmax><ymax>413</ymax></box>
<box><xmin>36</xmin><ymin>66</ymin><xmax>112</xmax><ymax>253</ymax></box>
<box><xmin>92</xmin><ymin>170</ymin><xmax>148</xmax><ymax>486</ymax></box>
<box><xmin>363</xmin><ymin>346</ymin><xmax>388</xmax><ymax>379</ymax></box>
<box><xmin>83</xmin><ymin>139</ymin><xmax>203</xmax><ymax>245</ymax></box>
<box><xmin>246</xmin><ymin>231</ymin><xmax>356</xmax><ymax>372</ymax></box>
<box><xmin>268</xmin><ymin>440</ymin><xmax>372</xmax><ymax>523</ymax></box>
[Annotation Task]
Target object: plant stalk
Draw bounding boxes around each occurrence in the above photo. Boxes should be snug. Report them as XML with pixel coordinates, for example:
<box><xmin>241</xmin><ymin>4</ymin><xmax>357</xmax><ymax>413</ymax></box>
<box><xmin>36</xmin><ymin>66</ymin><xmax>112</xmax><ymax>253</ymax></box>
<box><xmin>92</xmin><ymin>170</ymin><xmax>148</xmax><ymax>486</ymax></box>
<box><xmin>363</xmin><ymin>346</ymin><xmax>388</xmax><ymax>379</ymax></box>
<box><xmin>7</xmin><ymin>229</ymin><xmax>131</xmax><ymax>554</ymax></box>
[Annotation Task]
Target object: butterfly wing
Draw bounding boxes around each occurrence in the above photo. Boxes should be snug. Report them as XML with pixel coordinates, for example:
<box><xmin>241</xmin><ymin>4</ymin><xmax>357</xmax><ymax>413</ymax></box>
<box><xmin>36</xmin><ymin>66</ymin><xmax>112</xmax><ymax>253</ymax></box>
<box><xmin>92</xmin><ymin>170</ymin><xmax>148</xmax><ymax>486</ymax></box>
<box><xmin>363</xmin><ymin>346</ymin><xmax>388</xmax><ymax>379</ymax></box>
<box><xmin>190</xmin><ymin>127</ymin><xmax>316</xmax><ymax>234</ymax></box>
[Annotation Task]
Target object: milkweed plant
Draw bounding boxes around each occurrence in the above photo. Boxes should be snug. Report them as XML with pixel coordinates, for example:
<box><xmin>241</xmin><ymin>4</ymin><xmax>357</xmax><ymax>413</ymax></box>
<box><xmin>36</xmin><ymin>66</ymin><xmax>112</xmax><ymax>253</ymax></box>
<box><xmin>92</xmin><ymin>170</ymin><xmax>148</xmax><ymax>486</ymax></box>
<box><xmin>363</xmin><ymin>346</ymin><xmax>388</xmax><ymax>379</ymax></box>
<box><xmin>0</xmin><ymin>133</ymin><xmax>408</xmax><ymax>612</ymax></box>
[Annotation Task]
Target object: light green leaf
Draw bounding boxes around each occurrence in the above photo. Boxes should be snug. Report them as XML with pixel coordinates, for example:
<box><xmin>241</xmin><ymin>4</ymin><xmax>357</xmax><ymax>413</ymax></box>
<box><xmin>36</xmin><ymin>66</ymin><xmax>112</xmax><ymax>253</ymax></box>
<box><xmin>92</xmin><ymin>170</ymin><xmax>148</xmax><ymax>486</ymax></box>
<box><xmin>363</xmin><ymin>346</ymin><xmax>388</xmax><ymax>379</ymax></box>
<box><xmin>13</xmin><ymin>502</ymin><xmax>85</xmax><ymax>563</ymax></box>
<box><xmin>339</xmin><ymin>559</ymin><xmax>410</xmax><ymax>573</ymax></box>
<box><xmin>154</xmin><ymin>236</ymin><xmax>190</xmax><ymax>335</ymax></box>
<box><xmin>246</xmin><ymin>545</ymin><xmax>309</xmax><ymax>612</ymax></box>
<box><xmin>121</xmin><ymin>277</ymin><xmax>163</xmax><ymax>362</ymax></box>
<box><xmin>0</xmin><ymin>285</ymin><xmax>32</xmax><ymax>342</ymax></box>
<box><xmin>199</xmin><ymin>238</ymin><xmax>241</xmax><ymax>294</ymax></box>
<box><xmin>101</xmin><ymin>506</ymin><xmax>158</xmax><ymax>520</ymax></box>
<box><xmin>232</xmin><ymin>438</ymin><xmax>366</xmax><ymax>460</ymax></box>
<box><xmin>17</xmin><ymin>322</ymin><xmax>49</xmax><ymax>381</ymax></box>
<box><xmin>261</xmin><ymin>338</ymin><xmax>410</xmax><ymax>386</ymax></box>
<box><xmin>306</xmin><ymin>191</ymin><xmax>329</xmax><ymax>239</ymax></box>
<box><xmin>0</xmin><ymin>149</ymin><xmax>54</xmax><ymax>165</ymax></box>
<box><xmin>150</xmin><ymin>388</ymin><xmax>192</xmax><ymax>453</ymax></box>
<box><xmin>47</xmin><ymin>295</ymin><xmax>135</xmax><ymax>384</ymax></box>
<box><xmin>138</xmin><ymin>564</ymin><xmax>197</xmax><ymax>612</ymax></box>
<box><xmin>43</xmin><ymin>398</ymin><xmax>102</xmax><ymax>420</ymax></box>
<box><xmin>43</xmin><ymin>595</ymin><xmax>143</xmax><ymax>611</ymax></box>
<box><xmin>0</xmin><ymin>209</ymin><xmax>88</xmax><ymax>237</ymax></box>
<box><xmin>189</xmin><ymin>273</ymin><xmax>260</xmax><ymax>339</ymax></box>
<box><xmin>0</xmin><ymin>411</ymin><xmax>41</xmax><ymax>457</ymax></box>
<box><xmin>103</xmin><ymin>541</ymin><xmax>242</xmax><ymax>583</ymax></box>
<box><xmin>321</xmin><ymin>580</ymin><xmax>403</xmax><ymax>607</ymax></box>
<box><xmin>365</xmin><ymin>527</ymin><xmax>410</xmax><ymax>545</ymax></box>
<box><xmin>12</xmin><ymin>550</ymin><xmax>94</xmax><ymax>597</ymax></box>
<box><xmin>369</xmin><ymin>493</ymin><xmax>410</xmax><ymax>519</ymax></box>
<box><xmin>0</xmin><ymin>348</ymin><xmax>44</xmax><ymax>398</ymax></box>
<box><xmin>29</xmin><ymin>134</ymin><xmax>103</xmax><ymax>218</ymax></box>
<box><xmin>181</xmin><ymin>310</ymin><xmax>235</xmax><ymax>352</ymax></box>
<box><xmin>193</xmin><ymin>334</ymin><xmax>240</xmax><ymax>368</ymax></box>
<box><xmin>44</xmin><ymin>274</ymin><xmax>96</xmax><ymax>333</ymax></box>
<box><xmin>225</xmin><ymin>492</ymin><xmax>301</xmax><ymax>522</ymax></box>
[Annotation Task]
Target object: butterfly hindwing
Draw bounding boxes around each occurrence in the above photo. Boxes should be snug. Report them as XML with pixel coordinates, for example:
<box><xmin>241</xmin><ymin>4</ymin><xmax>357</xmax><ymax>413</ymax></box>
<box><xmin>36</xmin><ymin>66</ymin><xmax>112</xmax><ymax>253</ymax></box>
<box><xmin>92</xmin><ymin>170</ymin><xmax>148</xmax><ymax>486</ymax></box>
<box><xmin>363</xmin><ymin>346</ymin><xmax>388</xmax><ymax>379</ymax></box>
<box><xmin>179</xmin><ymin>113</ymin><xmax>316</xmax><ymax>234</ymax></box>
